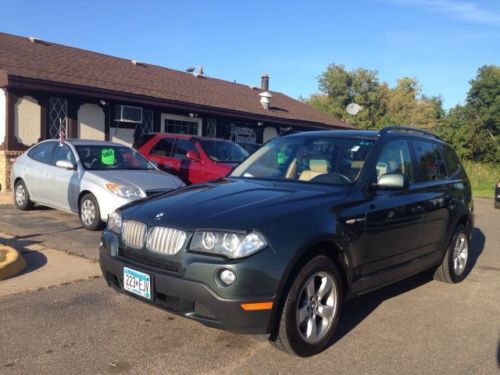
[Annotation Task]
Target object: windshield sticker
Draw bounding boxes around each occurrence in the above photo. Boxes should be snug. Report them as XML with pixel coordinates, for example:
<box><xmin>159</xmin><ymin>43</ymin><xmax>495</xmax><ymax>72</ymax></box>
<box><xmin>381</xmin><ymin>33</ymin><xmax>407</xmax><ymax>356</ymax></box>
<box><xmin>101</xmin><ymin>148</ymin><xmax>116</xmax><ymax>165</ymax></box>
<box><xmin>277</xmin><ymin>151</ymin><xmax>286</xmax><ymax>165</ymax></box>
<box><xmin>350</xmin><ymin>145</ymin><xmax>361</xmax><ymax>152</ymax></box>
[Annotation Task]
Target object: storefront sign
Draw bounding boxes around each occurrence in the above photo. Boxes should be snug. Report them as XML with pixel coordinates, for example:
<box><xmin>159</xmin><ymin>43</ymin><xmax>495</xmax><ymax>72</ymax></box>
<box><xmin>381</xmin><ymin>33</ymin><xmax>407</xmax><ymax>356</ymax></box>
<box><xmin>230</xmin><ymin>124</ymin><xmax>257</xmax><ymax>144</ymax></box>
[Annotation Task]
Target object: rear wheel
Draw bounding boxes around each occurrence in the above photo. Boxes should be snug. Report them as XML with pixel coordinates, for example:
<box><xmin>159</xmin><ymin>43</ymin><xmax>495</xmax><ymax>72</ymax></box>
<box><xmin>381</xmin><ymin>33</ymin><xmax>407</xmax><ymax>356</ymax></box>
<box><xmin>434</xmin><ymin>225</ymin><xmax>469</xmax><ymax>283</ymax></box>
<box><xmin>14</xmin><ymin>180</ymin><xmax>34</xmax><ymax>210</ymax></box>
<box><xmin>271</xmin><ymin>255</ymin><xmax>343</xmax><ymax>357</ymax></box>
<box><xmin>79</xmin><ymin>193</ymin><xmax>104</xmax><ymax>231</ymax></box>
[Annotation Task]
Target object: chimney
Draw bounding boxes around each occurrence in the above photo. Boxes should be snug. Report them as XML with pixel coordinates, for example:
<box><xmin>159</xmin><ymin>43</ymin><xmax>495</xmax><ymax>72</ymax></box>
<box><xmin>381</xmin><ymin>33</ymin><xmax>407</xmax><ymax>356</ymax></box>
<box><xmin>261</xmin><ymin>73</ymin><xmax>269</xmax><ymax>91</ymax></box>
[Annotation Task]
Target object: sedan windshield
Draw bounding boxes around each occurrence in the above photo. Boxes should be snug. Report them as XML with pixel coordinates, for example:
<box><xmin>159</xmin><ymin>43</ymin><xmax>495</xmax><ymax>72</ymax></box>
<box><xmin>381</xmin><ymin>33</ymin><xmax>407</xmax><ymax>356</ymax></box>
<box><xmin>75</xmin><ymin>145</ymin><xmax>155</xmax><ymax>171</ymax></box>
<box><xmin>199</xmin><ymin>139</ymin><xmax>249</xmax><ymax>163</ymax></box>
<box><xmin>230</xmin><ymin>135</ymin><xmax>375</xmax><ymax>185</ymax></box>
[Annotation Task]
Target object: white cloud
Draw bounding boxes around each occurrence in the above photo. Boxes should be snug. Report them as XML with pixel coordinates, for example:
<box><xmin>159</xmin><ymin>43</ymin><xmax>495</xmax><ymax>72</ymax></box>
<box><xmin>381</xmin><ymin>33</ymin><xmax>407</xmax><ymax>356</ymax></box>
<box><xmin>387</xmin><ymin>0</ymin><xmax>500</xmax><ymax>25</ymax></box>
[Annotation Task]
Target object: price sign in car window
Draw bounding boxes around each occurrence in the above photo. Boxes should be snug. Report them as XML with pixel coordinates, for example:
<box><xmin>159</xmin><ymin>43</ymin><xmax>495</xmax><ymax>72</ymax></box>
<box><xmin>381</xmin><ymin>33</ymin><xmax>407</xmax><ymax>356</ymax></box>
<box><xmin>101</xmin><ymin>148</ymin><xmax>116</xmax><ymax>165</ymax></box>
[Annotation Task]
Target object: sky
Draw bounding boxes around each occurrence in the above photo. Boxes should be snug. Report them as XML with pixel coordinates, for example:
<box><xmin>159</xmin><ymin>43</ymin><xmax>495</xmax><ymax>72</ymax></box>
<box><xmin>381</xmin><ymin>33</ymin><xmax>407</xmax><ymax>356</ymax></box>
<box><xmin>1</xmin><ymin>0</ymin><xmax>499</xmax><ymax>110</ymax></box>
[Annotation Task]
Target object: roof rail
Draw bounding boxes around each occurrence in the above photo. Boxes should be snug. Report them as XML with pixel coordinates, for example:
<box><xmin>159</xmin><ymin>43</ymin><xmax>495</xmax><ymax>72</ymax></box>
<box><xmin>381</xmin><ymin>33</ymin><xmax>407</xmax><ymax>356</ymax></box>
<box><xmin>379</xmin><ymin>126</ymin><xmax>443</xmax><ymax>141</ymax></box>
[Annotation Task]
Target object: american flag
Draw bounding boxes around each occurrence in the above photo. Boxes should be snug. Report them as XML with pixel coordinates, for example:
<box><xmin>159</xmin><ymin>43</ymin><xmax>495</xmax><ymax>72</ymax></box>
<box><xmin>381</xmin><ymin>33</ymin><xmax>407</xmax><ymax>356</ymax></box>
<box><xmin>59</xmin><ymin>118</ymin><xmax>66</xmax><ymax>145</ymax></box>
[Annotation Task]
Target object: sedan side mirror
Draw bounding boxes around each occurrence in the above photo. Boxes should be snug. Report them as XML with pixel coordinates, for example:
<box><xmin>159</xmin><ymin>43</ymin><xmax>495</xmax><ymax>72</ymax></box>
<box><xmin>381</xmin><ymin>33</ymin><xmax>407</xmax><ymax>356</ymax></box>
<box><xmin>377</xmin><ymin>173</ymin><xmax>408</xmax><ymax>190</ymax></box>
<box><xmin>186</xmin><ymin>150</ymin><xmax>201</xmax><ymax>162</ymax></box>
<box><xmin>55</xmin><ymin>160</ymin><xmax>76</xmax><ymax>170</ymax></box>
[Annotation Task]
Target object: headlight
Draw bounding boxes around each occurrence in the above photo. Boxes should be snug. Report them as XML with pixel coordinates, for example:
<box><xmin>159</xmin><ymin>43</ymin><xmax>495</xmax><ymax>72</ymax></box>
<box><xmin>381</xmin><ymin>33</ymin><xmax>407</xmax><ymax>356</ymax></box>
<box><xmin>106</xmin><ymin>182</ymin><xmax>143</xmax><ymax>198</ymax></box>
<box><xmin>107</xmin><ymin>211</ymin><xmax>122</xmax><ymax>234</ymax></box>
<box><xmin>189</xmin><ymin>230</ymin><xmax>268</xmax><ymax>259</ymax></box>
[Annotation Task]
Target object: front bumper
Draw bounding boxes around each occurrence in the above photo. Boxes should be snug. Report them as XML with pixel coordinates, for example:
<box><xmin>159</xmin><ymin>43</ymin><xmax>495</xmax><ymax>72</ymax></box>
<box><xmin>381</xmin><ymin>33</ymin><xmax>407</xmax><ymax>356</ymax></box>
<box><xmin>99</xmin><ymin>234</ymin><xmax>276</xmax><ymax>334</ymax></box>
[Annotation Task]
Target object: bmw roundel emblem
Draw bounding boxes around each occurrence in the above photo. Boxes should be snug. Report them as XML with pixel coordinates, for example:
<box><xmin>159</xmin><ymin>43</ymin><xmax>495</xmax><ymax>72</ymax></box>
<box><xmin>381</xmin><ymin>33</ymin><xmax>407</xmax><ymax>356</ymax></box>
<box><xmin>154</xmin><ymin>212</ymin><xmax>165</xmax><ymax>220</ymax></box>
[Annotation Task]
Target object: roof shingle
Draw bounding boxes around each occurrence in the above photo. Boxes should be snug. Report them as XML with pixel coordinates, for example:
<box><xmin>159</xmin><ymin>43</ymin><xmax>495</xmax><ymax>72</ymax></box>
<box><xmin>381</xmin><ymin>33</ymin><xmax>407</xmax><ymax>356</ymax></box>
<box><xmin>0</xmin><ymin>32</ymin><xmax>351</xmax><ymax>128</ymax></box>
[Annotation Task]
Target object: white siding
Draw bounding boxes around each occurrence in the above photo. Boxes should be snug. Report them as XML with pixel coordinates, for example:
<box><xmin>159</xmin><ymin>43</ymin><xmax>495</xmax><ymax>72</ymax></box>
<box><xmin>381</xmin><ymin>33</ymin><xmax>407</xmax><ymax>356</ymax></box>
<box><xmin>15</xmin><ymin>96</ymin><xmax>41</xmax><ymax>146</ymax></box>
<box><xmin>78</xmin><ymin>103</ymin><xmax>105</xmax><ymax>140</ymax></box>
<box><xmin>0</xmin><ymin>89</ymin><xmax>5</xmax><ymax>145</ymax></box>
<box><xmin>263</xmin><ymin>126</ymin><xmax>278</xmax><ymax>143</ymax></box>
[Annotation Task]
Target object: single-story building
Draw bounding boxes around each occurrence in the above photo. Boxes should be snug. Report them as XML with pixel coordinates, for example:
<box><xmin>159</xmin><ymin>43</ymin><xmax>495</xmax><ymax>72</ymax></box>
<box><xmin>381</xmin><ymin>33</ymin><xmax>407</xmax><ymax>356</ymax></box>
<box><xmin>0</xmin><ymin>32</ymin><xmax>351</xmax><ymax>191</ymax></box>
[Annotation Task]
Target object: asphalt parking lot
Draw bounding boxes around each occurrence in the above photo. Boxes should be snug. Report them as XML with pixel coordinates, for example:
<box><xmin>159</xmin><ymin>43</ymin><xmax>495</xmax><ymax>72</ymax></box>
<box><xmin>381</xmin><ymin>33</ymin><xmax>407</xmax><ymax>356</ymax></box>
<box><xmin>0</xmin><ymin>198</ymin><xmax>499</xmax><ymax>374</ymax></box>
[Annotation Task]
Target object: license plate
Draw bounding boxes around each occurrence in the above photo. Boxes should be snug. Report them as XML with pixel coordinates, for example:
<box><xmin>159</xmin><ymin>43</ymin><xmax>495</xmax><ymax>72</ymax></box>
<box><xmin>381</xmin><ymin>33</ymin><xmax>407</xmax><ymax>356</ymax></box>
<box><xmin>123</xmin><ymin>267</ymin><xmax>151</xmax><ymax>300</ymax></box>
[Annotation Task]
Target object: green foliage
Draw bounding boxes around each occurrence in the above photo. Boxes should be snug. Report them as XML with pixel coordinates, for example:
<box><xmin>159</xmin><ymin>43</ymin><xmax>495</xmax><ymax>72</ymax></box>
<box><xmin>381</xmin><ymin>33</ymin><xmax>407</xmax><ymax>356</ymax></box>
<box><xmin>307</xmin><ymin>63</ymin><xmax>499</xmax><ymax>163</ymax></box>
<box><xmin>462</xmin><ymin>161</ymin><xmax>500</xmax><ymax>198</ymax></box>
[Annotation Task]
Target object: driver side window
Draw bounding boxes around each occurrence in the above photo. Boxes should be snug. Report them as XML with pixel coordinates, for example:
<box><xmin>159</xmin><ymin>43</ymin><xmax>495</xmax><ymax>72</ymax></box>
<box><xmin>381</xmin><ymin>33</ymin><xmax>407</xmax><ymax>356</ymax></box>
<box><xmin>375</xmin><ymin>140</ymin><xmax>413</xmax><ymax>183</ymax></box>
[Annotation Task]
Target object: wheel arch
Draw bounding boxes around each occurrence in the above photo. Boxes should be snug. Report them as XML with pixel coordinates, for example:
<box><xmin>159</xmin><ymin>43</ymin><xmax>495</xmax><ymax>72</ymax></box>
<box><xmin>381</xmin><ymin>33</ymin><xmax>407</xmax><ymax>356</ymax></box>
<box><xmin>267</xmin><ymin>237</ymin><xmax>350</xmax><ymax>338</ymax></box>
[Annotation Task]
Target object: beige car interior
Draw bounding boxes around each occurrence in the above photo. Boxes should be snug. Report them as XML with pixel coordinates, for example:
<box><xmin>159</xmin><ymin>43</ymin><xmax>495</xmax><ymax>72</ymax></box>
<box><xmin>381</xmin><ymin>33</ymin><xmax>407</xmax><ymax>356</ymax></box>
<box><xmin>299</xmin><ymin>159</ymin><xmax>331</xmax><ymax>181</ymax></box>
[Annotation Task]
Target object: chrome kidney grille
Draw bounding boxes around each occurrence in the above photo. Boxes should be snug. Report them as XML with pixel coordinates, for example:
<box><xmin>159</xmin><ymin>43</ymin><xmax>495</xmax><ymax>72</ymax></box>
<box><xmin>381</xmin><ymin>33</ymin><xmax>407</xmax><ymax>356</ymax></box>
<box><xmin>121</xmin><ymin>221</ymin><xmax>147</xmax><ymax>249</ymax></box>
<box><xmin>146</xmin><ymin>227</ymin><xmax>187</xmax><ymax>255</ymax></box>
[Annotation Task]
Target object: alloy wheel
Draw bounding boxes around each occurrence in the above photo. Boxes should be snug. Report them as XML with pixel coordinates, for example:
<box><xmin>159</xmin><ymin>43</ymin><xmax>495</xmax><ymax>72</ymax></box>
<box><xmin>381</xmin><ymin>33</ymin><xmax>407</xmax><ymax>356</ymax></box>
<box><xmin>81</xmin><ymin>199</ymin><xmax>96</xmax><ymax>226</ymax></box>
<box><xmin>296</xmin><ymin>272</ymin><xmax>338</xmax><ymax>344</ymax></box>
<box><xmin>452</xmin><ymin>232</ymin><xmax>468</xmax><ymax>276</ymax></box>
<box><xmin>15</xmin><ymin>184</ymin><xmax>26</xmax><ymax>206</ymax></box>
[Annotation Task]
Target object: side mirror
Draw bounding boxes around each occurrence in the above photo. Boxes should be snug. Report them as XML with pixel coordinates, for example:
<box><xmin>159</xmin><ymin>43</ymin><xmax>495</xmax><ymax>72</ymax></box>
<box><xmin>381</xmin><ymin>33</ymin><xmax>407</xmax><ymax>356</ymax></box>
<box><xmin>186</xmin><ymin>150</ymin><xmax>201</xmax><ymax>162</ymax></box>
<box><xmin>377</xmin><ymin>173</ymin><xmax>408</xmax><ymax>190</ymax></box>
<box><xmin>55</xmin><ymin>160</ymin><xmax>76</xmax><ymax>170</ymax></box>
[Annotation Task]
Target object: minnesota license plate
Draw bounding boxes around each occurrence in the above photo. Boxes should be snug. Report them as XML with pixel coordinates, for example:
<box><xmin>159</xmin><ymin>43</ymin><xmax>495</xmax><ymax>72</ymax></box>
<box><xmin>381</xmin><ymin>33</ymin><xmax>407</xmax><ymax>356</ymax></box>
<box><xmin>123</xmin><ymin>267</ymin><xmax>151</xmax><ymax>300</ymax></box>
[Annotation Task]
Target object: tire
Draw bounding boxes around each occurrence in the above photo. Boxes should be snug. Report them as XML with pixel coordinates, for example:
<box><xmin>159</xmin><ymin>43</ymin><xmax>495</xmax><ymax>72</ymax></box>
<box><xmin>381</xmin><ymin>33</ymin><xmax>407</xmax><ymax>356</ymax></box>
<box><xmin>495</xmin><ymin>200</ymin><xmax>500</xmax><ymax>209</ymax></box>
<box><xmin>14</xmin><ymin>180</ymin><xmax>34</xmax><ymax>210</ymax></box>
<box><xmin>79</xmin><ymin>193</ymin><xmax>104</xmax><ymax>231</ymax></box>
<box><xmin>434</xmin><ymin>225</ymin><xmax>470</xmax><ymax>283</ymax></box>
<box><xmin>270</xmin><ymin>255</ymin><xmax>343</xmax><ymax>357</ymax></box>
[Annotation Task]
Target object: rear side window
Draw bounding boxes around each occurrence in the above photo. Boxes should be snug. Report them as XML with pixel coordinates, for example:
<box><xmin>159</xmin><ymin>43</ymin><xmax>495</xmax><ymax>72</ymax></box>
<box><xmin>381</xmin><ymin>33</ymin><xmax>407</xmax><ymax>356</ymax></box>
<box><xmin>28</xmin><ymin>142</ymin><xmax>56</xmax><ymax>164</ymax></box>
<box><xmin>151</xmin><ymin>138</ymin><xmax>175</xmax><ymax>157</ymax></box>
<box><xmin>442</xmin><ymin>145</ymin><xmax>463</xmax><ymax>178</ymax></box>
<box><xmin>412</xmin><ymin>140</ymin><xmax>445</xmax><ymax>182</ymax></box>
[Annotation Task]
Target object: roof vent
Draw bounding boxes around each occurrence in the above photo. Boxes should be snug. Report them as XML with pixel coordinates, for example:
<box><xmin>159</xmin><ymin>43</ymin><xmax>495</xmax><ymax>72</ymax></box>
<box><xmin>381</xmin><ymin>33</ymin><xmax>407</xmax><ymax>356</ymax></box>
<box><xmin>131</xmin><ymin>60</ymin><xmax>146</xmax><ymax>67</ymax></box>
<box><xmin>259</xmin><ymin>91</ymin><xmax>272</xmax><ymax>110</ymax></box>
<box><xmin>193</xmin><ymin>66</ymin><xmax>204</xmax><ymax>78</ymax></box>
<box><xmin>28</xmin><ymin>36</ymin><xmax>43</xmax><ymax>44</ymax></box>
<box><xmin>261</xmin><ymin>73</ymin><xmax>269</xmax><ymax>91</ymax></box>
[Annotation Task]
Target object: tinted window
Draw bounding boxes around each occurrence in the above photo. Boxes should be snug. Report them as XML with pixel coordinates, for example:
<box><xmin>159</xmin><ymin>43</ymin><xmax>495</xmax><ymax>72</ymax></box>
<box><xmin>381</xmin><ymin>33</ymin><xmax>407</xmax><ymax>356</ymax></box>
<box><xmin>133</xmin><ymin>134</ymin><xmax>156</xmax><ymax>149</ymax></box>
<box><xmin>173</xmin><ymin>140</ymin><xmax>197</xmax><ymax>161</ymax></box>
<box><xmin>442</xmin><ymin>145</ymin><xmax>462</xmax><ymax>178</ymax></box>
<box><xmin>28</xmin><ymin>142</ymin><xmax>56</xmax><ymax>164</ymax></box>
<box><xmin>151</xmin><ymin>138</ymin><xmax>175</xmax><ymax>157</ymax></box>
<box><xmin>434</xmin><ymin>144</ymin><xmax>448</xmax><ymax>178</ymax></box>
<box><xmin>52</xmin><ymin>144</ymin><xmax>76</xmax><ymax>166</ymax></box>
<box><xmin>375</xmin><ymin>140</ymin><xmax>413</xmax><ymax>183</ymax></box>
<box><xmin>412</xmin><ymin>140</ymin><xmax>444</xmax><ymax>182</ymax></box>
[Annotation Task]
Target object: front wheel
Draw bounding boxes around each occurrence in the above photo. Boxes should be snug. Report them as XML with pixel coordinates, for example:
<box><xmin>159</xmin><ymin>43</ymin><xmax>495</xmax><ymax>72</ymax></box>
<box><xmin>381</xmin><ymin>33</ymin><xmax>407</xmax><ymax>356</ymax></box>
<box><xmin>434</xmin><ymin>225</ymin><xmax>470</xmax><ymax>283</ymax></box>
<box><xmin>271</xmin><ymin>255</ymin><xmax>343</xmax><ymax>357</ymax></box>
<box><xmin>79</xmin><ymin>193</ymin><xmax>104</xmax><ymax>231</ymax></box>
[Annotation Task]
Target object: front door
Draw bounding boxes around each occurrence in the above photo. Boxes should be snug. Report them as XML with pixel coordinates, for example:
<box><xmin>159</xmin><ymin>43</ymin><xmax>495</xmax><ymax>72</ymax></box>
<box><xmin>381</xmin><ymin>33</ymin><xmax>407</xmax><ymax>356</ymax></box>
<box><xmin>361</xmin><ymin>139</ymin><xmax>426</xmax><ymax>276</ymax></box>
<box><xmin>46</xmin><ymin>144</ymin><xmax>79</xmax><ymax>212</ymax></box>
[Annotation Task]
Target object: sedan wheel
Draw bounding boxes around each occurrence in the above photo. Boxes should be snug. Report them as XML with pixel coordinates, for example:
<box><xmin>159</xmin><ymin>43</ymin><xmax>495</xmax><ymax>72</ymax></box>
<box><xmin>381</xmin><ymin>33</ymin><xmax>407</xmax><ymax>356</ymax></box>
<box><xmin>14</xmin><ymin>180</ymin><xmax>33</xmax><ymax>210</ymax></box>
<box><xmin>79</xmin><ymin>193</ymin><xmax>104</xmax><ymax>231</ymax></box>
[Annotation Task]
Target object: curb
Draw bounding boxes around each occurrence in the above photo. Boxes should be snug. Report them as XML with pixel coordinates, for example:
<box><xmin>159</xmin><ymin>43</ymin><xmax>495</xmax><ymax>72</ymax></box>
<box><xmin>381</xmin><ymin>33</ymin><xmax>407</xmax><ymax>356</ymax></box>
<box><xmin>0</xmin><ymin>245</ymin><xmax>26</xmax><ymax>280</ymax></box>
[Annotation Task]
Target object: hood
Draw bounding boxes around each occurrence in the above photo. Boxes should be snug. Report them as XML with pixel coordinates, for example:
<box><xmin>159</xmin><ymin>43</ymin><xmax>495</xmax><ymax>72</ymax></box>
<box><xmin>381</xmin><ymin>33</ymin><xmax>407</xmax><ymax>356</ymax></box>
<box><xmin>89</xmin><ymin>169</ymin><xmax>184</xmax><ymax>191</ymax></box>
<box><xmin>122</xmin><ymin>178</ymin><xmax>350</xmax><ymax>231</ymax></box>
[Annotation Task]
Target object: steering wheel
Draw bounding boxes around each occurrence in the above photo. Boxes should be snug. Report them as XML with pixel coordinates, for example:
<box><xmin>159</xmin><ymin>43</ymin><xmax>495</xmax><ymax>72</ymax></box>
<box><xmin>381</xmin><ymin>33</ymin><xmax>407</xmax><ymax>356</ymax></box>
<box><xmin>310</xmin><ymin>172</ymin><xmax>352</xmax><ymax>184</ymax></box>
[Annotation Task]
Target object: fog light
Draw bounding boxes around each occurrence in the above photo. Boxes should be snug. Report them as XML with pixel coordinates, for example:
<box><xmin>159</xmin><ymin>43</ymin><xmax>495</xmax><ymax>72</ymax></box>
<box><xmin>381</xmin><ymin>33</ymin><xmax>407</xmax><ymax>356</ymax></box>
<box><xmin>218</xmin><ymin>269</ymin><xmax>236</xmax><ymax>286</ymax></box>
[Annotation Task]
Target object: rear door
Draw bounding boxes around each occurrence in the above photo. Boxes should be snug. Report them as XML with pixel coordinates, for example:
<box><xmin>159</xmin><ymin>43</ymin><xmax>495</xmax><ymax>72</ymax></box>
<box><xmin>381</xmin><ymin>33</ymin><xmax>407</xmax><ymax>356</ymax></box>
<box><xmin>24</xmin><ymin>141</ymin><xmax>57</xmax><ymax>203</ymax></box>
<box><xmin>362</xmin><ymin>139</ymin><xmax>427</xmax><ymax>276</ymax></box>
<box><xmin>410</xmin><ymin>139</ymin><xmax>450</xmax><ymax>254</ymax></box>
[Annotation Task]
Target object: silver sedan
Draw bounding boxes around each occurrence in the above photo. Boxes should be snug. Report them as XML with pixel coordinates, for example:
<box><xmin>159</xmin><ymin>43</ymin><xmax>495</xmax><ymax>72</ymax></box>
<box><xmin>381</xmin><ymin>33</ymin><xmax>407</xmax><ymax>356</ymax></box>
<box><xmin>11</xmin><ymin>139</ymin><xmax>185</xmax><ymax>230</ymax></box>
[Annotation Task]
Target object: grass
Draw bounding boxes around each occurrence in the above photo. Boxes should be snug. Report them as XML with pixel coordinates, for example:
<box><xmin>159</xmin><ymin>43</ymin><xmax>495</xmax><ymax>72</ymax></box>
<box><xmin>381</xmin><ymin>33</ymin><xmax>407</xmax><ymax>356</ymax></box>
<box><xmin>463</xmin><ymin>161</ymin><xmax>500</xmax><ymax>198</ymax></box>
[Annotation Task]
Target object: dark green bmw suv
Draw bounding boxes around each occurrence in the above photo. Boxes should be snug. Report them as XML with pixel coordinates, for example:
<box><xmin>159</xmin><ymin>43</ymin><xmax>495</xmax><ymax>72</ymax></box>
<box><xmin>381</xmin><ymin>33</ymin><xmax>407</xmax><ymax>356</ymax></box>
<box><xmin>99</xmin><ymin>126</ymin><xmax>474</xmax><ymax>357</ymax></box>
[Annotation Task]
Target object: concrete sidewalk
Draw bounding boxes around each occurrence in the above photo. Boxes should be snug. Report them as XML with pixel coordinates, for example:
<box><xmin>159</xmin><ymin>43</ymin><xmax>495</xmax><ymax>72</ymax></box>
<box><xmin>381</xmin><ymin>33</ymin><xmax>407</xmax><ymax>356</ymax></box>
<box><xmin>0</xmin><ymin>232</ymin><xmax>101</xmax><ymax>297</ymax></box>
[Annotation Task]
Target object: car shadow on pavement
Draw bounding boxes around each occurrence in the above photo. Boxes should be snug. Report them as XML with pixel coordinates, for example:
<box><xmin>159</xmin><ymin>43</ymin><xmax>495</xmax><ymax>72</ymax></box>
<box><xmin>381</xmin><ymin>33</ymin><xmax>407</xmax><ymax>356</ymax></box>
<box><xmin>332</xmin><ymin>227</ymin><xmax>486</xmax><ymax>345</ymax></box>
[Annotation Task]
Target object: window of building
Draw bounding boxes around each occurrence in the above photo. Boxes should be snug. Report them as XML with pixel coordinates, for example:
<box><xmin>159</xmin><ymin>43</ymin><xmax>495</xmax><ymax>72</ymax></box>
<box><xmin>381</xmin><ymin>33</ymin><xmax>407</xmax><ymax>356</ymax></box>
<box><xmin>161</xmin><ymin>114</ymin><xmax>201</xmax><ymax>135</ymax></box>
<box><xmin>49</xmin><ymin>97</ymin><xmax>68</xmax><ymax>139</ymax></box>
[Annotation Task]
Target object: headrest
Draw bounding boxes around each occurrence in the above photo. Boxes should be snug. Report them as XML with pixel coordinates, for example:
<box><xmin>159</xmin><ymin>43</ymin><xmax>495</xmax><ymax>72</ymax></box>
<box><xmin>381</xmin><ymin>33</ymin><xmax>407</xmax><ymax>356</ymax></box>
<box><xmin>309</xmin><ymin>159</ymin><xmax>330</xmax><ymax>173</ymax></box>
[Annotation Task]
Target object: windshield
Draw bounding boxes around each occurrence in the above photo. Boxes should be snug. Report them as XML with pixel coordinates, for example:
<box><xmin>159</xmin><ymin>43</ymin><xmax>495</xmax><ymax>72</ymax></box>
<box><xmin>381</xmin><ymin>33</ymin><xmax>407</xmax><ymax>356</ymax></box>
<box><xmin>75</xmin><ymin>145</ymin><xmax>155</xmax><ymax>171</ymax></box>
<box><xmin>199</xmin><ymin>139</ymin><xmax>249</xmax><ymax>163</ymax></box>
<box><xmin>230</xmin><ymin>135</ymin><xmax>375</xmax><ymax>185</ymax></box>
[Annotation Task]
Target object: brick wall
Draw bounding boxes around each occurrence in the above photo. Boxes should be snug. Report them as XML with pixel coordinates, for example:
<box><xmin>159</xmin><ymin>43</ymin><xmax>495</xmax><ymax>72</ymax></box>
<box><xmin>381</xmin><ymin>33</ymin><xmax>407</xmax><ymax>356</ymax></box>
<box><xmin>0</xmin><ymin>150</ymin><xmax>23</xmax><ymax>192</ymax></box>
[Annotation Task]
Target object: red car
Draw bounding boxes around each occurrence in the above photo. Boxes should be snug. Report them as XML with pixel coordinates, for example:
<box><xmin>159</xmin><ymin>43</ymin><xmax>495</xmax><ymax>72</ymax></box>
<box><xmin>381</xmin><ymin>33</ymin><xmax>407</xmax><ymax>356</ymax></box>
<box><xmin>134</xmin><ymin>133</ymin><xmax>249</xmax><ymax>184</ymax></box>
